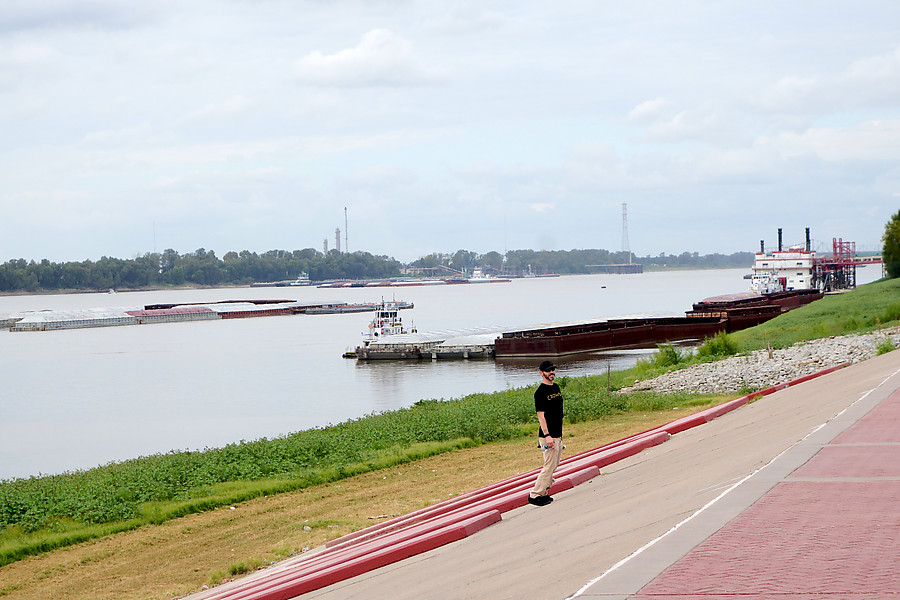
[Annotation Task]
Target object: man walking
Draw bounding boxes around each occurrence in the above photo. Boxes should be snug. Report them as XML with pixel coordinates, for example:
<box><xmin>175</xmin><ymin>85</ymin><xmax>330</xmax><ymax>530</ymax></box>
<box><xmin>529</xmin><ymin>360</ymin><xmax>563</xmax><ymax>506</ymax></box>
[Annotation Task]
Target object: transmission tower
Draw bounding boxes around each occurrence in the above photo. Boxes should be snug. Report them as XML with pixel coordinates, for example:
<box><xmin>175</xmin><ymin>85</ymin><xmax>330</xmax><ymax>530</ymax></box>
<box><xmin>621</xmin><ymin>202</ymin><xmax>631</xmax><ymax>264</ymax></box>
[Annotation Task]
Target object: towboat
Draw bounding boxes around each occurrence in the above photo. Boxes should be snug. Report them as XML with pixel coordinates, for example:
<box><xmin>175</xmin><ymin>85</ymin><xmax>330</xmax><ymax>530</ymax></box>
<box><xmin>342</xmin><ymin>301</ymin><xmax>417</xmax><ymax>357</ymax></box>
<box><xmin>465</xmin><ymin>268</ymin><xmax>511</xmax><ymax>283</ymax></box>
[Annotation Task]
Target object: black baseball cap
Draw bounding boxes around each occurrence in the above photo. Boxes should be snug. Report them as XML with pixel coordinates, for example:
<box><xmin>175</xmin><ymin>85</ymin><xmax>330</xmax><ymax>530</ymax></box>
<box><xmin>539</xmin><ymin>360</ymin><xmax>556</xmax><ymax>372</ymax></box>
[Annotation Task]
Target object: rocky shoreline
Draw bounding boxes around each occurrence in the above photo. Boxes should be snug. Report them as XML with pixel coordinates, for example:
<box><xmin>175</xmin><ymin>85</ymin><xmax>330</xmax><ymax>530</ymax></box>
<box><xmin>619</xmin><ymin>327</ymin><xmax>900</xmax><ymax>395</ymax></box>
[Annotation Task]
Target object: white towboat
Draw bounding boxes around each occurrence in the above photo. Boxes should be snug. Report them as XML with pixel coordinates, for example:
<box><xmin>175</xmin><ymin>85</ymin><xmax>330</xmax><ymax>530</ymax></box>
<box><xmin>342</xmin><ymin>301</ymin><xmax>416</xmax><ymax>357</ymax></box>
<box><xmin>466</xmin><ymin>268</ymin><xmax>511</xmax><ymax>283</ymax></box>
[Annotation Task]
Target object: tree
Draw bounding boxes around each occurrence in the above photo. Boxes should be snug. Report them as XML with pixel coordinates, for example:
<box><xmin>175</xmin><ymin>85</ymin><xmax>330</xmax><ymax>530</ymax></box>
<box><xmin>450</xmin><ymin>249</ymin><xmax>477</xmax><ymax>272</ymax></box>
<box><xmin>482</xmin><ymin>251</ymin><xmax>504</xmax><ymax>268</ymax></box>
<box><xmin>883</xmin><ymin>209</ymin><xmax>900</xmax><ymax>278</ymax></box>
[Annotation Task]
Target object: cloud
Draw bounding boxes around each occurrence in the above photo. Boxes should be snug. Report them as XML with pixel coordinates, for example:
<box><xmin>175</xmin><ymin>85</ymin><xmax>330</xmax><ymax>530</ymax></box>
<box><xmin>294</xmin><ymin>29</ymin><xmax>439</xmax><ymax>87</ymax></box>
<box><xmin>82</xmin><ymin>122</ymin><xmax>156</xmax><ymax>146</ymax></box>
<box><xmin>0</xmin><ymin>40</ymin><xmax>62</xmax><ymax>93</ymax></box>
<box><xmin>760</xmin><ymin>76</ymin><xmax>820</xmax><ymax>113</ymax></box>
<box><xmin>339</xmin><ymin>165</ymin><xmax>418</xmax><ymax>190</ymax></box>
<box><xmin>8</xmin><ymin>188</ymin><xmax>121</xmax><ymax>231</ymax></box>
<box><xmin>2</xmin><ymin>2</ymin><xmax>898</xmax><ymax>262</ymax></box>
<box><xmin>769</xmin><ymin>119</ymin><xmax>900</xmax><ymax>162</ymax></box>
<box><xmin>631</xmin><ymin>101</ymin><xmax>748</xmax><ymax>145</ymax></box>
<box><xmin>422</xmin><ymin>5</ymin><xmax>506</xmax><ymax>34</ymax></box>
<box><xmin>758</xmin><ymin>45</ymin><xmax>900</xmax><ymax>115</ymax></box>
<box><xmin>626</xmin><ymin>98</ymin><xmax>668</xmax><ymax>124</ymax></box>
<box><xmin>842</xmin><ymin>45</ymin><xmax>900</xmax><ymax>106</ymax></box>
<box><xmin>184</xmin><ymin>96</ymin><xmax>258</xmax><ymax>122</ymax></box>
<box><xmin>0</xmin><ymin>0</ymin><xmax>151</xmax><ymax>33</ymax></box>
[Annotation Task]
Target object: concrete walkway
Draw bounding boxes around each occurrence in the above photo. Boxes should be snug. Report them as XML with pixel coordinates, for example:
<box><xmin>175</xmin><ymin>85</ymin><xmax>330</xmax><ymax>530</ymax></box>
<box><xmin>299</xmin><ymin>350</ymin><xmax>900</xmax><ymax>600</ymax></box>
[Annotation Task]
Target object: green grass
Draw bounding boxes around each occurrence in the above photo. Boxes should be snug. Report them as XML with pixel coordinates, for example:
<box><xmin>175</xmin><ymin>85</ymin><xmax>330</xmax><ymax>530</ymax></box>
<box><xmin>2</xmin><ymin>276</ymin><xmax>898</xmax><ymax>566</ymax></box>
<box><xmin>625</xmin><ymin>278</ymin><xmax>900</xmax><ymax>385</ymax></box>
<box><xmin>731</xmin><ymin>277</ymin><xmax>900</xmax><ymax>351</ymax></box>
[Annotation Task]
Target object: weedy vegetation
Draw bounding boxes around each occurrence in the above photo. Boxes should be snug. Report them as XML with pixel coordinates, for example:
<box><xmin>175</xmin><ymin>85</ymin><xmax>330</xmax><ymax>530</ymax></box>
<box><xmin>876</xmin><ymin>336</ymin><xmax>897</xmax><ymax>355</ymax></box>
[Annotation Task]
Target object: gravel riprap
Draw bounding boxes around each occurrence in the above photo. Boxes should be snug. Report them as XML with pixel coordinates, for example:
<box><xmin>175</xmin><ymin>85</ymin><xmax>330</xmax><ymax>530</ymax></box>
<box><xmin>617</xmin><ymin>327</ymin><xmax>900</xmax><ymax>395</ymax></box>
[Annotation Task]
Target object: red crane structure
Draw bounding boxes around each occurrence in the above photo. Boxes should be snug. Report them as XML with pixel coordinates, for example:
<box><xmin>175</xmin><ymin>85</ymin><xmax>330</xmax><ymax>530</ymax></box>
<box><xmin>813</xmin><ymin>238</ymin><xmax>884</xmax><ymax>291</ymax></box>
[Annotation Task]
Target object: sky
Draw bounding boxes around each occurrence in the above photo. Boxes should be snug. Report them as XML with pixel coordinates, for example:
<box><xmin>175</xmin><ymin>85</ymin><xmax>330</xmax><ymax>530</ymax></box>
<box><xmin>1</xmin><ymin>1</ymin><xmax>898</xmax><ymax>264</ymax></box>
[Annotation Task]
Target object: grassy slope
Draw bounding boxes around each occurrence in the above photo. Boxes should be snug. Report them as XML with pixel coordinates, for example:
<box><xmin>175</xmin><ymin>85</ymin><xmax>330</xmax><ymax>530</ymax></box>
<box><xmin>732</xmin><ymin>277</ymin><xmax>900</xmax><ymax>350</ymax></box>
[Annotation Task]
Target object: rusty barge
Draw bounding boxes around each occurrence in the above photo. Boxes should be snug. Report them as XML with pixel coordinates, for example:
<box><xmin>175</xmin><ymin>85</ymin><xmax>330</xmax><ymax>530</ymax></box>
<box><xmin>492</xmin><ymin>289</ymin><xmax>823</xmax><ymax>357</ymax></box>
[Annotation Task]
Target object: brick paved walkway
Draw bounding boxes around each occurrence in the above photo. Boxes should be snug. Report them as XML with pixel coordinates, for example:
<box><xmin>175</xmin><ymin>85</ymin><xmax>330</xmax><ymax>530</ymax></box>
<box><xmin>629</xmin><ymin>388</ymin><xmax>900</xmax><ymax>600</ymax></box>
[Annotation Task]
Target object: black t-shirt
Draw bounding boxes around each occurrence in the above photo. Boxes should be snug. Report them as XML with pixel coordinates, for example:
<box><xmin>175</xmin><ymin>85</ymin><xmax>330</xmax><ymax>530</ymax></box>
<box><xmin>534</xmin><ymin>382</ymin><xmax>563</xmax><ymax>438</ymax></box>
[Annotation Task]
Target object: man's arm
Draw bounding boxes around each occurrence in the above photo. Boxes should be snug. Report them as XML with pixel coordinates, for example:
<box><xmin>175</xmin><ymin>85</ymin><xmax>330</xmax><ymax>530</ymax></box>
<box><xmin>536</xmin><ymin>411</ymin><xmax>555</xmax><ymax>448</ymax></box>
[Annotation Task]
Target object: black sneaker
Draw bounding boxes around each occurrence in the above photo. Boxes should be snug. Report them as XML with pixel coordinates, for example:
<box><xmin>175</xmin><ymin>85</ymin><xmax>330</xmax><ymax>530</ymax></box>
<box><xmin>528</xmin><ymin>495</ymin><xmax>553</xmax><ymax>506</ymax></box>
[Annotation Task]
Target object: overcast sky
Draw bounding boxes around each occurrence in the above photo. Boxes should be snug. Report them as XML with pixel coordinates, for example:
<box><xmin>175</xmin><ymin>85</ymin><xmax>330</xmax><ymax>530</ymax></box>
<box><xmin>1</xmin><ymin>1</ymin><xmax>898</xmax><ymax>263</ymax></box>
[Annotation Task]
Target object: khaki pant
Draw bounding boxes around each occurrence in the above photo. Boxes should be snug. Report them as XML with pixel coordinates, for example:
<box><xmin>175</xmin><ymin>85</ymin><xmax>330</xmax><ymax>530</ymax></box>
<box><xmin>530</xmin><ymin>437</ymin><xmax>562</xmax><ymax>498</ymax></box>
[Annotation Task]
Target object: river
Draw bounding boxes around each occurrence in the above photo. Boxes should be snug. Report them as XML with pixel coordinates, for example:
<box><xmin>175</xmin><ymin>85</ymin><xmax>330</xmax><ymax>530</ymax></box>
<box><xmin>0</xmin><ymin>266</ymin><xmax>882</xmax><ymax>479</ymax></box>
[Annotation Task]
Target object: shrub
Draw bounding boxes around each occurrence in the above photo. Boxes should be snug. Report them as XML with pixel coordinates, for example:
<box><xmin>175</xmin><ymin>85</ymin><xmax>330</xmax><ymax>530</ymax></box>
<box><xmin>651</xmin><ymin>343</ymin><xmax>689</xmax><ymax>368</ymax></box>
<box><xmin>876</xmin><ymin>337</ymin><xmax>897</xmax><ymax>355</ymax></box>
<box><xmin>696</xmin><ymin>332</ymin><xmax>738</xmax><ymax>359</ymax></box>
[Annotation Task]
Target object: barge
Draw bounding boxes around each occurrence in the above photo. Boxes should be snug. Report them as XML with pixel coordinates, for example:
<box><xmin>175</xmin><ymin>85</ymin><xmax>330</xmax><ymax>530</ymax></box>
<box><xmin>684</xmin><ymin>289</ymin><xmax>823</xmax><ymax>331</ymax></box>
<box><xmin>493</xmin><ymin>288</ymin><xmax>824</xmax><ymax>358</ymax></box>
<box><xmin>7</xmin><ymin>299</ymin><xmax>412</xmax><ymax>332</ymax></box>
<box><xmin>354</xmin><ymin>342</ymin><xmax>493</xmax><ymax>360</ymax></box>
<box><xmin>492</xmin><ymin>316</ymin><xmax>726</xmax><ymax>357</ymax></box>
<box><xmin>318</xmin><ymin>271</ymin><xmax>510</xmax><ymax>288</ymax></box>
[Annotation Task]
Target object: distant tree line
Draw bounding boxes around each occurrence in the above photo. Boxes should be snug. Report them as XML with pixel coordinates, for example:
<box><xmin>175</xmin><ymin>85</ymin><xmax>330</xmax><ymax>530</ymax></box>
<box><xmin>0</xmin><ymin>248</ymin><xmax>401</xmax><ymax>293</ymax></box>
<box><xmin>410</xmin><ymin>248</ymin><xmax>755</xmax><ymax>275</ymax></box>
<box><xmin>0</xmin><ymin>247</ymin><xmax>755</xmax><ymax>293</ymax></box>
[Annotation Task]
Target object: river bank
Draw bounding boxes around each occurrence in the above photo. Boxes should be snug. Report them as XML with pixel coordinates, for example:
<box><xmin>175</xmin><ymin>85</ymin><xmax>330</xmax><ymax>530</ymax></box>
<box><xmin>620</xmin><ymin>326</ymin><xmax>900</xmax><ymax>395</ymax></box>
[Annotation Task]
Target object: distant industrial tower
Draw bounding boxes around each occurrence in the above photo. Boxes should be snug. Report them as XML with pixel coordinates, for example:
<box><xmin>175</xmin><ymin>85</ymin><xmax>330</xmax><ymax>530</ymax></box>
<box><xmin>621</xmin><ymin>202</ymin><xmax>632</xmax><ymax>264</ymax></box>
<box><xmin>344</xmin><ymin>207</ymin><xmax>349</xmax><ymax>253</ymax></box>
<box><xmin>335</xmin><ymin>228</ymin><xmax>341</xmax><ymax>254</ymax></box>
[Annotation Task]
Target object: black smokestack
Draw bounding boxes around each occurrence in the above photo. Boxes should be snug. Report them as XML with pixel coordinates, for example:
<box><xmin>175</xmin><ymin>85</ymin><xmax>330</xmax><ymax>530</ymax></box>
<box><xmin>777</xmin><ymin>228</ymin><xmax>783</xmax><ymax>252</ymax></box>
<box><xmin>805</xmin><ymin>227</ymin><xmax>811</xmax><ymax>252</ymax></box>
<box><xmin>760</xmin><ymin>240</ymin><xmax>765</xmax><ymax>253</ymax></box>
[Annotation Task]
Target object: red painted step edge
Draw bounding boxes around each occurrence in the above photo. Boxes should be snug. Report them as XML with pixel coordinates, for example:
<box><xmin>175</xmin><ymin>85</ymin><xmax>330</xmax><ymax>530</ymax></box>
<box><xmin>213</xmin><ymin>510</ymin><xmax>500</xmax><ymax>600</ymax></box>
